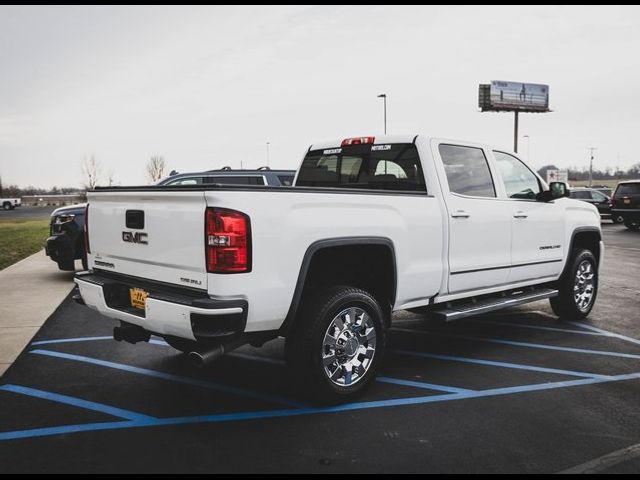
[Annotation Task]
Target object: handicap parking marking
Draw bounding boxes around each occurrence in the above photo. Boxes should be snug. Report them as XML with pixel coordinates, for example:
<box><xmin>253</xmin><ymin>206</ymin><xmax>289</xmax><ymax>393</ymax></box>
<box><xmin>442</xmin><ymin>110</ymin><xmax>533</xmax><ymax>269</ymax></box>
<box><xmin>0</xmin><ymin>384</ymin><xmax>155</xmax><ymax>422</ymax></box>
<box><xmin>4</xmin><ymin>318</ymin><xmax>640</xmax><ymax>443</ymax></box>
<box><xmin>4</xmin><ymin>369</ymin><xmax>640</xmax><ymax>442</ymax></box>
<box><xmin>392</xmin><ymin>328</ymin><xmax>640</xmax><ymax>360</ymax></box>
<box><xmin>29</xmin><ymin>349</ymin><xmax>306</xmax><ymax>409</ymax></box>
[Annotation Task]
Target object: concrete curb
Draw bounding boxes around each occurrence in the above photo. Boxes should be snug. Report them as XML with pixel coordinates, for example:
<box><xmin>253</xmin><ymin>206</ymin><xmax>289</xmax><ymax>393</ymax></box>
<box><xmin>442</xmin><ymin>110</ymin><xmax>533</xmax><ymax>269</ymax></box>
<box><xmin>0</xmin><ymin>250</ymin><xmax>76</xmax><ymax>376</ymax></box>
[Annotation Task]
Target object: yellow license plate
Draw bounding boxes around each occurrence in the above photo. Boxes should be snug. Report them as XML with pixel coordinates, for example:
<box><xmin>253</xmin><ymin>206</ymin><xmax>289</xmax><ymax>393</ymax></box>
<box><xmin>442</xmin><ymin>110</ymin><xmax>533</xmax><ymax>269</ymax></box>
<box><xmin>129</xmin><ymin>288</ymin><xmax>148</xmax><ymax>310</ymax></box>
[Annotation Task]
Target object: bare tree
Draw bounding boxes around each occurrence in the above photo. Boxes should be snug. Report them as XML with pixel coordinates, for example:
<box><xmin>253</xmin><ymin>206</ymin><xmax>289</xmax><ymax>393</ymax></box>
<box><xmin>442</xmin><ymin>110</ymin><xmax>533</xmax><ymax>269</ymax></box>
<box><xmin>146</xmin><ymin>155</ymin><xmax>166</xmax><ymax>183</ymax></box>
<box><xmin>81</xmin><ymin>155</ymin><xmax>102</xmax><ymax>190</ymax></box>
<box><xmin>107</xmin><ymin>170</ymin><xmax>115</xmax><ymax>187</ymax></box>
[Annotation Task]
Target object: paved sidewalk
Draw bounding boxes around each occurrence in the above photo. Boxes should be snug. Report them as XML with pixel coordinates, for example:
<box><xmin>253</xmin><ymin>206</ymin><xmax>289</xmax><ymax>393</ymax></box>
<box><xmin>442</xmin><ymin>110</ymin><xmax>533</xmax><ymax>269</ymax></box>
<box><xmin>0</xmin><ymin>251</ymin><xmax>75</xmax><ymax>376</ymax></box>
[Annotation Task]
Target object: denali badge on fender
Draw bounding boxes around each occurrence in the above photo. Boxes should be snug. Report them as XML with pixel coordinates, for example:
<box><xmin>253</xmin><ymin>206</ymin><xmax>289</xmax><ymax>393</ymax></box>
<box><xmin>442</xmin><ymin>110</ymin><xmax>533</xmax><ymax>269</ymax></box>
<box><xmin>122</xmin><ymin>231</ymin><xmax>148</xmax><ymax>244</ymax></box>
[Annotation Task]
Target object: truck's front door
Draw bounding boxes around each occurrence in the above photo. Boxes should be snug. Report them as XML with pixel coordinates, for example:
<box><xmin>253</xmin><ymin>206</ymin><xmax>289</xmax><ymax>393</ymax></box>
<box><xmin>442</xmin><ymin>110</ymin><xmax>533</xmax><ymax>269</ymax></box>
<box><xmin>491</xmin><ymin>150</ymin><xmax>565</xmax><ymax>283</ymax></box>
<box><xmin>436</xmin><ymin>143</ymin><xmax>513</xmax><ymax>294</ymax></box>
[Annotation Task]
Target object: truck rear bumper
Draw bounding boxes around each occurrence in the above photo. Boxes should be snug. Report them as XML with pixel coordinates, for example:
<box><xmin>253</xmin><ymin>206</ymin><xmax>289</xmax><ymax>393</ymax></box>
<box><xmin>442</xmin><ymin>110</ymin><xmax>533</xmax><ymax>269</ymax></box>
<box><xmin>75</xmin><ymin>271</ymin><xmax>247</xmax><ymax>341</ymax></box>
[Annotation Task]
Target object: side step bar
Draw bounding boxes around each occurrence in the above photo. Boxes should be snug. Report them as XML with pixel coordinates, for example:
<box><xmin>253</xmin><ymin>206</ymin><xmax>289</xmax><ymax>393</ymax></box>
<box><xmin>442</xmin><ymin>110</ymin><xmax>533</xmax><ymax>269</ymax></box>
<box><xmin>429</xmin><ymin>288</ymin><xmax>558</xmax><ymax>322</ymax></box>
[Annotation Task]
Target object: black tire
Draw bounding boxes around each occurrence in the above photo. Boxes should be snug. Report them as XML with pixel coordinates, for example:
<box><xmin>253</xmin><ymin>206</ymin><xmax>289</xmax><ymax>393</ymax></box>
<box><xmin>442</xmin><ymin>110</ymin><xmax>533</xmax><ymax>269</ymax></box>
<box><xmin>2</xmin><ymin>202</ymin><xmax>11</xmax><ymax>211</ymax></box>
<box><xmin>164</xmin><ymin>336</ymin><xmax>198</xmax><ymax>353</ymax></box>
<box><xmin>550</xmin><ymin>249</ymin><xmax>598</xmax><ymax>320</ymax></box>
<box><xmin>285</xmin><ymin>286</ymin><xmax>387</xmax><ymax>403</ymax></box>
<box><xmin>624</xmin><ymin>219</ymin><xmax>640</xmax><ymax>230</ymax></box>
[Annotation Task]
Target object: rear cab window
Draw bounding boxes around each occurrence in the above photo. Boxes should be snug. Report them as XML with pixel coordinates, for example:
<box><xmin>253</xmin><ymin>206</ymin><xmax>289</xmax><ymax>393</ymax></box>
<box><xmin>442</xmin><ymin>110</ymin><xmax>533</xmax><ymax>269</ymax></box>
<box><xmin>296</xmin><ymin>143</ymin><xmax>427</xmax><ymax>192</ymax></box>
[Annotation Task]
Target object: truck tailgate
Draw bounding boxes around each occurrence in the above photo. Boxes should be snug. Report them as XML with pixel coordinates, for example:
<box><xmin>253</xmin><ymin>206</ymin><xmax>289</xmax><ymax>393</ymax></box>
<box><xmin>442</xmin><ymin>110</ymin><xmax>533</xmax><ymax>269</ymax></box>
<box><xmin>86</xmin><ymin>190</ymin><xmax>208</xmax><ymax>290</ymax></box>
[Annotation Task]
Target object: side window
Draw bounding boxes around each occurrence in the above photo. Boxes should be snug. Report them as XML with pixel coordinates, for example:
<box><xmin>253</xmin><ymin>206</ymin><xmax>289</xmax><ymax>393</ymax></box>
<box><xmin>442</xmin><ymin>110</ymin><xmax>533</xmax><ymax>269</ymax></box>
<box><xmin>591</xmin><ymin>191</ymin><xmax>607</xmax><ymax>201</ymax></box>
<box><xmin>277</xmin><ymin>175</ymin><xmax>294</xmax><ymax>186</ymax></box>
<box><xmin>166</xmin><ymin>177</ymin><xmax>201</xmax><ymax>186</ymax></box>
<box><xmin>571</xmin><ymin>190</ymin><xmax>590</xmax><ymax>200</ymax></box>
<box><xmin>493</xmin><ymin>151</ymin><xmax>541</xmax><ymax>200</ymax></box>
<box><xmin>203</xmin><ymin>176</ymin><xmax>265</xmax><ymax>185</ymax></box>
<box><xmin>439</xmin><ymin>144</ymin><xmax>496</xmax><ymax>198</ymax></box>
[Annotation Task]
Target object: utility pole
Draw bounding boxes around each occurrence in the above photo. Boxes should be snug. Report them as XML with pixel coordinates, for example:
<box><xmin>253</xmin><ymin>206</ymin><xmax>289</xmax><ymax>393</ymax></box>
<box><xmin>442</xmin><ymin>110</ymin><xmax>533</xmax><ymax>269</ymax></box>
<box><xmin>588</xmin><ymin>147</ymin><xmax>596</xmax><ymax>187</ymax></box>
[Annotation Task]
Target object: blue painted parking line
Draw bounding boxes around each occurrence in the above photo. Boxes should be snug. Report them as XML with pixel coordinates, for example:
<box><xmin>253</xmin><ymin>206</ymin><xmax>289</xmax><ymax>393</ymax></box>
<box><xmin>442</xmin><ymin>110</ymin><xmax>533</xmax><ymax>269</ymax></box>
<box><xmin>392</xmin><ymin>350</ymin><xmax>612</xmax><ymax>379</ymax></box>
<box><xmin>31</xmin><ymin>336</ymin><xmax>113</xmax><ymax>346</ymax></box>
<box><xmin>3</xmin><ymin>370</ymin><xmax>640</xmax><ymax>442</ymax></box>
<box><xmin>0</xmin><ymin>384</ymin><xmax>155</xmax><ymax>421</ymax></box>
<box><xmin>568</xmin><ymin>322</ymin><xmax>640</xmax><ymax>347</ymax></box>
<box><xmin>29</xmin><ymin>349</ymin><xmax>306</xmax><ymax>409</ymax></box>
<box><xmin>467</xmin><ymin>319</ymin><xmax>605</xmax><ymax>336</ymax></box>
<box><xmin>29</xmin><ymin>340</ymin><xmax>469</xmax><ymax>398</ymax></box>
<box><xmin>392</xmin><ymin>328</ymin><xmax>640</xmax><ymax>360</ymax></box>
<box><xmin>376</xmin><ymin>376</ymin><xmax>474</xmax><ymax>394</ymax></box>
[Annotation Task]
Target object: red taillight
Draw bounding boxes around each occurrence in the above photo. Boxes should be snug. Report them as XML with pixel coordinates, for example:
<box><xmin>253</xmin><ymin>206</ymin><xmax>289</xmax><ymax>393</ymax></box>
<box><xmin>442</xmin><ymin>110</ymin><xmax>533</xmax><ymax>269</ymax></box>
<box><xmin>341</xmin><ymin>136</ymin><xmax>375</xmax><ymax>146</ymax></box>
<box><xmin>83</xmin><ymin>204</ymin><xmax>90</xmax><ymax>255</ymax></box>
<box><xmin>205</xmin><ymin>208</ymin><xmax>251</xmax><ymax>273</ymax></box>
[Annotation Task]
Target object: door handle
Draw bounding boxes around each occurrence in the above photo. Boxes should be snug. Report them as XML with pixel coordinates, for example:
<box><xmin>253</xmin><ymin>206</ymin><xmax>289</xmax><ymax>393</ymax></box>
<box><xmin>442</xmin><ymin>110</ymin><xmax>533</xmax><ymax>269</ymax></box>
<box><xmin>451</xmin><ymin>210</ymin><xmax>470</xmax><ymax>218</ymax></box>
<box><xmin>513</xmin><ymin>211</ymin><xmax>528</xmax><ymax>219</ymax></box>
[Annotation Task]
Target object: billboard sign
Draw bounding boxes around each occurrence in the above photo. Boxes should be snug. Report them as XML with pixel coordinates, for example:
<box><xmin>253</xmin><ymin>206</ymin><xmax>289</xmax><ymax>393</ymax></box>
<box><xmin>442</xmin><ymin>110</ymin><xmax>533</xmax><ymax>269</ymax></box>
<box><xmin>546</xmin><ymin>169</ymin><xmax>568</xmax><ymax>184</ymax></box>
<box><xmin>487</xmin><ymin>81</ymin><xmax>549</xmax><ymax>112</ymax></box>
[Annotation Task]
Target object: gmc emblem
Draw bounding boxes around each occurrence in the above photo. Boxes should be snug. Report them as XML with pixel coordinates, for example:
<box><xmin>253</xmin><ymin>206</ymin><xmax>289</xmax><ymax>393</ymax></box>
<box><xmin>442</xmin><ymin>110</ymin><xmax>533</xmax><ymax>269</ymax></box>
<box><xmin>122</xmin><ymin>231</ymin><xmax>148</xmax><ymax>245</ymax></box>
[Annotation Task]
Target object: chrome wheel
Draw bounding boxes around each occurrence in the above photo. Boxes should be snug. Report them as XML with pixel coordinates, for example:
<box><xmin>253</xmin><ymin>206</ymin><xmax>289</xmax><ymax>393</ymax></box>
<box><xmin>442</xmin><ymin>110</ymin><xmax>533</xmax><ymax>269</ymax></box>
<box><xmin>322</xmin><ymin>307</ymin><xmax>376</xmax><ymax>387</ymax></box>
<box><xmin>574</xmin><ymin>260</ymin><xmax>595</xmax><ymax>312</ymax></box>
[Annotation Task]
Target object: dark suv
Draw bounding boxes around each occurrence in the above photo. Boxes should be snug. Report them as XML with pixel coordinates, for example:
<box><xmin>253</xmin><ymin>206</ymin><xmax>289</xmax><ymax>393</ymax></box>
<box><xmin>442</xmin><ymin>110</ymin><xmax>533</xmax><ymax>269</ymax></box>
<box><xmin>611</xmin><ymin>180</ymin><xmax>640</xmax><ymax>230</ymax></box>
<box><xmin>569</xmin><ymin>187</ymin><xmax>615</xmax><ymax>221</ymax></box>
<box><xmin>45</xmin><ymin>204</ymin><xmax>88</xmax><ymax>270</ymax></box>
<box><xmin>45</xmin><ymin>167</ymin><xmax>295</xmax><ymax>270</ymax></box>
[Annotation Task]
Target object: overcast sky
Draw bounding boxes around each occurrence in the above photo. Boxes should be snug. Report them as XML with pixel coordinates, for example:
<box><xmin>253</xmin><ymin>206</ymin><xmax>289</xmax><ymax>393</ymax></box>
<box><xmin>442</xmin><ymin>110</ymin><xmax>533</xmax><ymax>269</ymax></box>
<box><xmin>1</xmin><ymin>5</ymin><xmax>640</xmax><ymax>188</ymax></box>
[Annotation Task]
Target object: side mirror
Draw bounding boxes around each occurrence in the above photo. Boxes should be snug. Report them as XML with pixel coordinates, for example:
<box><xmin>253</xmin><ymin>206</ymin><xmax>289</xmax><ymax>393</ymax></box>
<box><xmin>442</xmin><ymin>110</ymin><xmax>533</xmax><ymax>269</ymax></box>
<box><xmin>539</xmin><ymin>181</ymin><xmax>570</xmax><ymax>202</ymax></box>
<box><xmin>550</xmin><ymin>181</ymin><xmax>570</xmax><ymax>199</ymax></box>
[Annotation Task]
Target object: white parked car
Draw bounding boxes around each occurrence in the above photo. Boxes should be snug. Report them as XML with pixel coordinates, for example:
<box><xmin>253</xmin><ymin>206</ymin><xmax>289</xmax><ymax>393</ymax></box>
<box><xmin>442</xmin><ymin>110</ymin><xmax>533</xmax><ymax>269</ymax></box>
<box><xmin>75</xmin><ymin>135</ymin><xmax>603</xmax><ymax>401</ymax></box>
<box><xmin>1</xmin><ymin>197</ymin><xmax>21</xmax><ymax>210</ymax></box>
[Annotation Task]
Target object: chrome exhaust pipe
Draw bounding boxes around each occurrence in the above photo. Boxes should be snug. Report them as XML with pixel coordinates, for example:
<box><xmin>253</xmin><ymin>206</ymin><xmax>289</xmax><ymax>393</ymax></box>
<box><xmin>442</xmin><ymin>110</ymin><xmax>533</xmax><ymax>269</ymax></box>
<box><xmin>187</xmin><ymin>335</ymin><xmax>252</xmax><ymax>367</ymax></box>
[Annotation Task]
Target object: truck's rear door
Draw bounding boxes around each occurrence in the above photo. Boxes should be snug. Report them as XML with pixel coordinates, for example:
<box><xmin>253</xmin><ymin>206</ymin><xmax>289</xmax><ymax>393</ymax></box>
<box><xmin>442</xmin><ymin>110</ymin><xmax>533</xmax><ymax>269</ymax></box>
<box><xmin>86</xmin><ymin>190</ymin><xmax>208</xmax><ymax>290</ymax></box>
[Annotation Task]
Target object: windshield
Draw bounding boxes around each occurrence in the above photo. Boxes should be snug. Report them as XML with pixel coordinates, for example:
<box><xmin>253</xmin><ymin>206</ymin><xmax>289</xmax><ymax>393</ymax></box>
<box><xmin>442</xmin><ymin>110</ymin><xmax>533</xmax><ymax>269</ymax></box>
<box><xmin>616</xmin><ymin>183</ymin><xmax>640</xmax><ymax>196</ymax></box>
<box><xmin>296</xmin><ymin>143</ymin><xmax>426</xmax><ymax>191</ymax></box>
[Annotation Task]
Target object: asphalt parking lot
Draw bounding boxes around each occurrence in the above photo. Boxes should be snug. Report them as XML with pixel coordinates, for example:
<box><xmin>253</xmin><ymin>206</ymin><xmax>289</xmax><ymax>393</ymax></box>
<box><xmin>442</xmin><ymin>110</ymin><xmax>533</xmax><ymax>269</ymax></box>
<box><xmin>0</xmin><ymin>206</ymin><xmax>57</xmax><ymax>220</ymax></box>
<box><xmin>0</xmin><ymin>222</ymin><xmax>639</xmax><ymax>473</ymax></box>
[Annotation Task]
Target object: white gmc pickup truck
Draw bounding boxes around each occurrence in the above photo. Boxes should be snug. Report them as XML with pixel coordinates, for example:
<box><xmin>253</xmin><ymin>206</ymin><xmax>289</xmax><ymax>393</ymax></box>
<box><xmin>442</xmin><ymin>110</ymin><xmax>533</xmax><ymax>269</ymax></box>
<box><xmin>75</xmin><ymin>135</ymin><xmax>603</xmax><ymax>401</ymax></box>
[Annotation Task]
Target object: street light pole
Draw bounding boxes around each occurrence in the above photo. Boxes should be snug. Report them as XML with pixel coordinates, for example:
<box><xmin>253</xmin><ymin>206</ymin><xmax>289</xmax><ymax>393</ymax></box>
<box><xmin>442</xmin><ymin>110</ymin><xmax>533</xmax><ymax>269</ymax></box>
<box><xmin>377</xmin><ymin>94</ymin><xmax>387</xmax><ymax>134</ymax></box>
<box><xmin>266</xmin><ymin>142</ymin><xmax>270</xmax><ymax>168</ymax></box>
